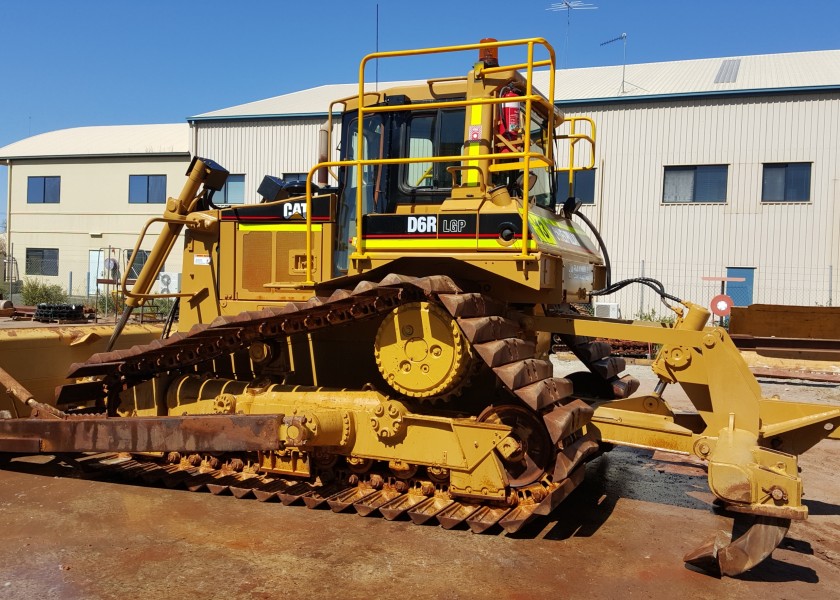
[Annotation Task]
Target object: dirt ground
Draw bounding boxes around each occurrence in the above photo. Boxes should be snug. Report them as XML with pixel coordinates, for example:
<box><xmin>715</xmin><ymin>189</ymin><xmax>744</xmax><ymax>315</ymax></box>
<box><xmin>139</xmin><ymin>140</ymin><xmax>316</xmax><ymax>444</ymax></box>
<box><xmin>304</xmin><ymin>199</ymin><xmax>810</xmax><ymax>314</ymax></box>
<box><xmin>0</xmin><ymin>357</ymin><xmax>837</xmax><ymax>600</ymax></box>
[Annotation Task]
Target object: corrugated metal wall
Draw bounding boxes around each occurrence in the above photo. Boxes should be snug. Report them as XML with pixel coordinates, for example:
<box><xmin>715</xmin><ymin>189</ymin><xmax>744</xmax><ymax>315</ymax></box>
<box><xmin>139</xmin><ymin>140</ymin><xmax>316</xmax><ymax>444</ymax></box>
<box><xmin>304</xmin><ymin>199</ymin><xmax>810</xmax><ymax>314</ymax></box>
<box><xmin>194</xmin><ymin>92</ymin><xmax>840</xmax><ymax>313</ymax></box>
<box><xmin>560</xmin><ymin>92</ymin><xmax>840</xmax><ymax>315</ymax></box>
<box><xmin>193</xmin><ymin>118</ymin><xmax>337</xmax><ymax>200</ymax></box>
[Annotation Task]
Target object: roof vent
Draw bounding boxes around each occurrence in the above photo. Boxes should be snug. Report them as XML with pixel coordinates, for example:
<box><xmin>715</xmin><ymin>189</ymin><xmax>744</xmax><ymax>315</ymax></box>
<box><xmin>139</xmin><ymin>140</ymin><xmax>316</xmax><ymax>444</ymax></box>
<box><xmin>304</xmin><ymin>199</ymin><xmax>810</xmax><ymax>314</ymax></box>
<box><xmin>714</xmin><ymin>59</ymin><xmax>741</xmax><ymax>84</ymax></box>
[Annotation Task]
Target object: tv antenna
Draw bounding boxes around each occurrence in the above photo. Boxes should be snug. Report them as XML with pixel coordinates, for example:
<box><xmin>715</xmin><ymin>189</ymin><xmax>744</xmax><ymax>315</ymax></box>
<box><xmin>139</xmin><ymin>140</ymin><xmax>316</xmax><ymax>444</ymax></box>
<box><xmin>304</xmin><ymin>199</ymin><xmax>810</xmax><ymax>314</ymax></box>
<box><xmin>601</xmin><ymin>32</ymin><xmax>628</xmax><ymax>94</ymax></box>
<box><xmin>547</xmin><ymin>1</ymin><xmax>598</xmax><ymax>68</ymax></box>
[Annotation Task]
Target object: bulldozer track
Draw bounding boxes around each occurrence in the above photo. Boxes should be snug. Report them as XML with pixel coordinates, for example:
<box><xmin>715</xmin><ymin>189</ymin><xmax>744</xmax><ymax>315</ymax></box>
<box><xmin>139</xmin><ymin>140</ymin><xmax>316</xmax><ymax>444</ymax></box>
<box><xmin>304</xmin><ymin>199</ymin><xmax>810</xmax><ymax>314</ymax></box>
<box><xmin>72</xmin><ymin>451</ymin><xmax>587</xmax><ymax>534</ymax></box>
<box><xmin>56</xmin><ymin>273</ymin><xmax>635</xmax><ymax>533</ymax></box>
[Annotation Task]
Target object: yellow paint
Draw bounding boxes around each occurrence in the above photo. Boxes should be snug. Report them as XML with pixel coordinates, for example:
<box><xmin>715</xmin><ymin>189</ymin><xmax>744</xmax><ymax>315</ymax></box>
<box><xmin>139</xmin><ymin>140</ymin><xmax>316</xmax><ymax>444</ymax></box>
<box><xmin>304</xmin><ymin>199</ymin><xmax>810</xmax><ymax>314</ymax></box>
<box><xmin>465</xmin><ymin>105</ymin><xmax>484</xmax><ymax>185</ymax></box>
<box><xmin>239</xmin><ymin>224</ymin><xmax>323</xmax><ymax>232</ymax></box>
<box><xmin>522</xmin><ymin>210</ymin><xmax>586</xmax><ymax>249</ymax></box>
<box><xmin>363</xmin><ymin>238</ymin><xmax>537</xmax><ymax>251</ymax></box>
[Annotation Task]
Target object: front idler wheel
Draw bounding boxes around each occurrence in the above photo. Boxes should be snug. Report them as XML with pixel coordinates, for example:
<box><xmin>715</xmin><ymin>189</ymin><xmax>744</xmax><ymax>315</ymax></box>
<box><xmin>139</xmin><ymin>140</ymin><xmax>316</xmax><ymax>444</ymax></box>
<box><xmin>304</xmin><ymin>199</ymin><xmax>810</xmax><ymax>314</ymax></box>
<box><xmin>478</xmin><ymin>404</ymin><xmax>554</xmax><ymax>487</ymax></box>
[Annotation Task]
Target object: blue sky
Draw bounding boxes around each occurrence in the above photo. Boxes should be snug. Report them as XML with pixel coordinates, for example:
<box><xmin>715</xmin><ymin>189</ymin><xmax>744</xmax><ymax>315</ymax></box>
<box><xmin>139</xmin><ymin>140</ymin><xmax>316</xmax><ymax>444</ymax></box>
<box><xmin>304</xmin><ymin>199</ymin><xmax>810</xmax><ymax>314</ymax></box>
<box><xmin>2</xmin><ymin>0</ymin><xmax>839</xmax><ymax>220</ymax></box>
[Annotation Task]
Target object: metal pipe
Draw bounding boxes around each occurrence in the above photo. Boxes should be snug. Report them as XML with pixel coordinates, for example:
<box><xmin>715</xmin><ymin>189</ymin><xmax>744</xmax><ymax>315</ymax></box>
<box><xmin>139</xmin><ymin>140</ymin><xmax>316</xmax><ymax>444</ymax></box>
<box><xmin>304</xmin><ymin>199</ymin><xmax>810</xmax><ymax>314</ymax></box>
<box><xmin>307</xmin><ymin>332</ymin><xmax>319</xmax><ymax>387</ymax></box>
<box><xmin>519</xmin><ymin>41</ymin><xmax>535</xmax><ymax>259</ymax></box>
<box><xmin>0</xmin><ymin>365</ymin><xmax>34</xmax><ymax>406</ymax></box>
<box><xmin>640</xmin><ymin>259</ymin><xmax>645</xmax><ymax>317</ymax></box>
<box><xmin>5</xmin><ymin>160</ymin><xmax>11</xmax><ymax>299</ymax></box>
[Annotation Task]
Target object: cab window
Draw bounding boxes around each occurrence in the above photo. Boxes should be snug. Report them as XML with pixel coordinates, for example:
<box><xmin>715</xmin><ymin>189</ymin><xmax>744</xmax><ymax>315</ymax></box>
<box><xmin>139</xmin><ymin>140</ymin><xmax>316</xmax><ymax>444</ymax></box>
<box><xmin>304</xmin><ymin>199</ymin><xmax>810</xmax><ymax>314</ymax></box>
<box><xmin>402</xmin><ymin>108</ymin><xmax>465</xmax><ymax>191</ymax></box>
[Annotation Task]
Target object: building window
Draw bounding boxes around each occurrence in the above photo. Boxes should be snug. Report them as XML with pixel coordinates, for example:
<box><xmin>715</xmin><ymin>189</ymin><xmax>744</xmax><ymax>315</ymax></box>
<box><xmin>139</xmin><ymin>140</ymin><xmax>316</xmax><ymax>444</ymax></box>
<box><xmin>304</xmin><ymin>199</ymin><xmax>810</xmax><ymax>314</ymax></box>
<box><xmin>124</xmin><ymin>249</ymin><xmax>150</xmax><ymax>279</ymax></box>
<box><xmin>129</xmin><ymin>175</ymin><xmax>167</xmax><ymax>204</ymax></box>
<box><xmin>216</xmin><ymin>174</ymin><xmax>245</xmax><ymax>204</ymax></box>
<box><xmin>27</xmin><ymin>176</ymin><xmax>61</xmax><ymax>204</ymax></box>
<box><xmin>761</xmin><ymin>163</ymin><xmax>811</xmax><ymax>202</ymax></box>
<box><xmin>663</xmin><ymin>165</ymin><xmax>728</xmax><ymax>203</ymax></box>
<box><xmin>557</xmin><ymin>169</ymin><xmax>596</xmax><ymax>204</ymax></box>
<box><xmin>25</xmin><ymin>248</ymin><xmax>59</xmax><ymax>276</ymax></box>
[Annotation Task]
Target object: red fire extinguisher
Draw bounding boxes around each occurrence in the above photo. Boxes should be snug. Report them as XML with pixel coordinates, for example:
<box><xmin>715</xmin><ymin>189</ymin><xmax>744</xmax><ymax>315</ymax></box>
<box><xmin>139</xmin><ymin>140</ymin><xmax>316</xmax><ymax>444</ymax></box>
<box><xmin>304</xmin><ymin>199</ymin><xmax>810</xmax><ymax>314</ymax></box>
<box><xmin>499</xmin><ymin>87</ymin><xmax>522</xmax><ymax>151</ymax></box>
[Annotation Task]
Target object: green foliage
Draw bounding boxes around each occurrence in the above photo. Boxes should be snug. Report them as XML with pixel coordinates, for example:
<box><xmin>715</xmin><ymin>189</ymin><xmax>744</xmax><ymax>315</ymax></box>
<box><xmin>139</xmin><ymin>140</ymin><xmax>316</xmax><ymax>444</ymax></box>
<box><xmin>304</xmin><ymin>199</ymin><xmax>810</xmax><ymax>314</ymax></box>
<box><xmin>94</xmin><ymin>294</ymin><xmax>175</xmax><ymax>318</ymax></box>
<box><xmin>148</xmin><ymin>297</ymin><xmax>176</xmax><ymax>315</ymax></box>
<box><xmin>21</xmin><ymin>277</ymin><xmax>68</xmax><ymax>305</ymax></box>
<box><xmin>634</xmin><ymin>307</ymin><xmax>676</xmax><ymax>325</ymax></box>
<box><xmin>96</xmin><ymin>292</ymin><xmax>123</xmax><ymax>316</ymax></box>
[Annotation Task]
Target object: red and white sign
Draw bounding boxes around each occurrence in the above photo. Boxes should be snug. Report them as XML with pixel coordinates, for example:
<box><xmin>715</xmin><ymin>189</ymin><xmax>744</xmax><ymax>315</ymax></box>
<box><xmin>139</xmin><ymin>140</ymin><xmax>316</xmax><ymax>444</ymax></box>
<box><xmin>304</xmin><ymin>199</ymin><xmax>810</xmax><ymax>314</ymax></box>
<box><xmin>468</xmin><ymin>125</ymin><xmax>482</xmax><ymax>141</ymax></box>
<box><xmin>710</xmin><ymin>294</ymin><xmax>733</xmax><ymax>317</ymax></box>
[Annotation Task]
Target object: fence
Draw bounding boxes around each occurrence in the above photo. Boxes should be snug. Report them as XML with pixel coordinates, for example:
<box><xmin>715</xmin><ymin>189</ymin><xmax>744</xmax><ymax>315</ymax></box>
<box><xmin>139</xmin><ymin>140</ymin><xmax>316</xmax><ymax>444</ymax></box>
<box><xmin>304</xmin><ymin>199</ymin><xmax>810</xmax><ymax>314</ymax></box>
<box><xmin>601</xmin><ymin>260</ymin><xmax>835</xmax><ymax>321</ymax></box>
<box><xmin>3</xmin><ymin>262</ymin><xmax>835</xmax><ymax>316</ymax></box>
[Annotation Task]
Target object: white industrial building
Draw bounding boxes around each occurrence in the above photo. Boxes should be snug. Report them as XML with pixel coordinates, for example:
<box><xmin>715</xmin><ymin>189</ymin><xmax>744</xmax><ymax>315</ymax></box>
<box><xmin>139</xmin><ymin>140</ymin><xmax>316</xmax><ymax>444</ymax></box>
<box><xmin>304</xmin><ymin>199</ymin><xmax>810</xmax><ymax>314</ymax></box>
<box><xmin>2</xmin><ymin>48</ymin><xmax>839</xmax><ymax>315</ymax></box>
<box><xmin>1</xmin><ymin>124</ymin><xmax>191</xmax><ymax>300</ymax></box>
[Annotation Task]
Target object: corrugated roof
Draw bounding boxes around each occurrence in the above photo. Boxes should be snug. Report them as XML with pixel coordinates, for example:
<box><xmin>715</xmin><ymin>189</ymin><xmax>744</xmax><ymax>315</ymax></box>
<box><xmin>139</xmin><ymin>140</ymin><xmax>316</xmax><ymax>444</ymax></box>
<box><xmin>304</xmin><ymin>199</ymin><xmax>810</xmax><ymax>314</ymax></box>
<box><xmin>192</xmin><ymin>49</ymin><xmax>840</xmax><ymax>120</ymax></box>
<box><xmin>192</xmin><ymin>81</ymin><xmax>425</xmax><ymax>120</ymax></box>
<box><xmin>539</xmin><ymin>49</ymin><xmax>840</xmax><ymax>102</ymax></box>
<box><xmin>0</xmin><ymin>123</ymin><xmax>190</xmax><ymax>160</ymax></box>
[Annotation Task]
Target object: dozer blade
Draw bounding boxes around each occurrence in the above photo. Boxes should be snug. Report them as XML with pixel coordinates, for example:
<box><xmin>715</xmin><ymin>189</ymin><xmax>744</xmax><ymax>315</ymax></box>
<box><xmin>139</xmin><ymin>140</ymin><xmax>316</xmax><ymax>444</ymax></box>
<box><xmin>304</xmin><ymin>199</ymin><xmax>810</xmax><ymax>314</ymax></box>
<box><xmin>684</xmin><ymin>515</ymin><xmax>791</xmax><ymax>576</ymax></box>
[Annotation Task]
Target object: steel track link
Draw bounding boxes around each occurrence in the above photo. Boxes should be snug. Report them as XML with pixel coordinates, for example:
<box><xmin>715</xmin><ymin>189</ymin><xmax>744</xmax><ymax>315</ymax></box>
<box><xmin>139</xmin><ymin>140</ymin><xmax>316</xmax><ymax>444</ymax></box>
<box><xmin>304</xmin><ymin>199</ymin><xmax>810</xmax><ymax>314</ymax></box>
<box><xmin>546</xmin><ymin>304</ymin><xmax>640</xmax><ymax>400</ymax></box>
<box><xmin>77</xmin><ymin>452</ymin><xmax>589</xmax><ymax>534</ymax></box>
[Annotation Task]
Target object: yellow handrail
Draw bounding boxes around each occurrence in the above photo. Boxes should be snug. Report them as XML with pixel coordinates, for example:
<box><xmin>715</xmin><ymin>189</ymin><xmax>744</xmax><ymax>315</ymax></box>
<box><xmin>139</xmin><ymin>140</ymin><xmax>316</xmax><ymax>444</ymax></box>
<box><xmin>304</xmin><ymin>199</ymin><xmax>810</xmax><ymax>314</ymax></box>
<box><xmin>300</xmin><ymin>38</ymin><xmax>558</xmax><ymax>283</ymax></box>
<box><xmin>556</xmin><ymin>116</ymin><xmax>597</xmax><ymax>199</ymax></box>
<box><xmin>324</xmin><ymin>93</ymin><xmax>383</xmax><ymax>183</ymax></box>
<box><xmin>122</xmin><ymin>216</ymin><xmax>197</xmax><ymax>302</ymax></box>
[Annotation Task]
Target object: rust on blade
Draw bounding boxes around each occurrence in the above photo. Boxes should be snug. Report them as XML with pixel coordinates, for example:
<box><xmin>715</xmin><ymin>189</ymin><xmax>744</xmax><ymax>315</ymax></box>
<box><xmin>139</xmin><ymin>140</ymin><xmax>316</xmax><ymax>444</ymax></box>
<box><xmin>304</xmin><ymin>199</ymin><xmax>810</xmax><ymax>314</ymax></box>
<box><xmin>611</xmin><ymin>374</ymin><xmax>640</xmax><ymax>398</ymax></box>
<box><xmin>0</xmin><ymin>414</ymin><xmax>284</xmax><ymax>453</ymax></box>
<box><xmin>0</xmin><ymin>366</ymin><xmax>35</xmax><ymax>406</ymax></box>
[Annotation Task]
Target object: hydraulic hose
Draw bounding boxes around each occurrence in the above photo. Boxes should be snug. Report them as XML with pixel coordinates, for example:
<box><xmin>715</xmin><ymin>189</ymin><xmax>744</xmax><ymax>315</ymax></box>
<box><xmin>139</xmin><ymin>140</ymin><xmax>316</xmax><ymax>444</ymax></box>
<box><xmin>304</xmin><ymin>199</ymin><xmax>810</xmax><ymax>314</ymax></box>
<box><xmin>570</xmin><ymin>202</ymin><xmax>681</xmax><ymax>308</ymax></box>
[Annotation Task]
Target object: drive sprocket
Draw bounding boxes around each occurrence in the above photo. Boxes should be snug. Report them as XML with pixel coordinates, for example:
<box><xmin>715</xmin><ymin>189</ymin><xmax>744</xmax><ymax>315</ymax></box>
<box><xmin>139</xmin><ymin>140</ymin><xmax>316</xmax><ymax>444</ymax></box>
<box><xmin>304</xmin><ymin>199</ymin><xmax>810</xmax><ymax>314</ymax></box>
<box><xmin>374</xmin><ymin>301</ymin><xmax>474</xmax><ymax>399</ymax></box>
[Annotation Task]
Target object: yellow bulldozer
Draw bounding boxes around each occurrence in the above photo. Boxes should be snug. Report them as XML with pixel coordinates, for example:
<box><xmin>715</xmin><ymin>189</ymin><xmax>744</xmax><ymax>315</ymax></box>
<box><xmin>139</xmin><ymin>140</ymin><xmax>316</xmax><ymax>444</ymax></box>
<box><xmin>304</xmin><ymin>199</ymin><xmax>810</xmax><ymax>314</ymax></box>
<box><xmin>0</xmin><ymin>38</ymin><xmax>837</xmax><ymax>577</ymax></box>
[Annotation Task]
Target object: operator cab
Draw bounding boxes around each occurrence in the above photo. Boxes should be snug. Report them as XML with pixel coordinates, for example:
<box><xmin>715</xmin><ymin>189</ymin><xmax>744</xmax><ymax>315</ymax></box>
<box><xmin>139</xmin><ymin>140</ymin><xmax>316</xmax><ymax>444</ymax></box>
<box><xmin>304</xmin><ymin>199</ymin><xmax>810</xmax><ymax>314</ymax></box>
<box><xmin>332</xmin><ymin>61</ymin><xmax>560</xmax><ymax>276</ymax></box>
